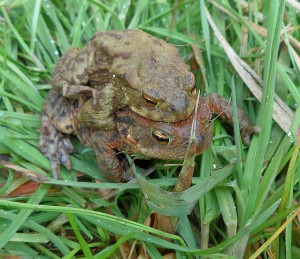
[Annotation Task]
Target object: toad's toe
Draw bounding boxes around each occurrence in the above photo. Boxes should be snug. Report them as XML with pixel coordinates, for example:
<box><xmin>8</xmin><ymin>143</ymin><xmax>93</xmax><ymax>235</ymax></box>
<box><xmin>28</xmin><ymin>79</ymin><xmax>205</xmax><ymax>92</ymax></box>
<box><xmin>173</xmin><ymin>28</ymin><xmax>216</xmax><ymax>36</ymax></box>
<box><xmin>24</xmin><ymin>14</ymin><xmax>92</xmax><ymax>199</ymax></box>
<box><xmin>40</xmin><ymin>112</ymin><xmax>74</xmax><ymax>178</ymax></box>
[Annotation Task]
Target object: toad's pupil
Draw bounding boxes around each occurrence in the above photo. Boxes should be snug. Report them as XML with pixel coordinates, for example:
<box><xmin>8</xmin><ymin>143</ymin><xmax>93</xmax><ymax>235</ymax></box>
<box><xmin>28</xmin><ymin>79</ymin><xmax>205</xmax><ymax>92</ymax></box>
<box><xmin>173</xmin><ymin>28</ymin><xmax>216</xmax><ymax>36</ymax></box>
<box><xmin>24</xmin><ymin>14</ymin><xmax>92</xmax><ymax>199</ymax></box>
<box><xmin>152</xmin><ymin>130</ymin><xmax>170</xmax><ymax>144</ymax></box>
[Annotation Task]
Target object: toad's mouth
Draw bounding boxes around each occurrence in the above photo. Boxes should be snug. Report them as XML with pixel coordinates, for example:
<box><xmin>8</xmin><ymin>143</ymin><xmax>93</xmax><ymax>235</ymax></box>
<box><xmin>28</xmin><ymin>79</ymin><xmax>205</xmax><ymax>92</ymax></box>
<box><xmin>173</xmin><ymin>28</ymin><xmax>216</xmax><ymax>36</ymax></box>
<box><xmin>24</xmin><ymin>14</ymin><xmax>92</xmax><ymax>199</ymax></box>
<box><xmin>130</xmin><ymin>102</ymin><xmax>195</xmax><ymax>123</ymax></box>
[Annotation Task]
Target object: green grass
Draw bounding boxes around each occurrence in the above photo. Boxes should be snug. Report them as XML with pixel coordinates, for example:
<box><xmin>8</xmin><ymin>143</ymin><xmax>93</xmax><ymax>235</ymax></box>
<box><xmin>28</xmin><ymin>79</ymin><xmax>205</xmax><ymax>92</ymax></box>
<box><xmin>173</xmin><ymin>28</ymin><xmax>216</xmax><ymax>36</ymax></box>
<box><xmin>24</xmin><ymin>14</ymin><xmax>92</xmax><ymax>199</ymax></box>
<box><xmin>0</xmin><ymin>0</ymin><xmax>299</xmax><ymax>258</ymax></box>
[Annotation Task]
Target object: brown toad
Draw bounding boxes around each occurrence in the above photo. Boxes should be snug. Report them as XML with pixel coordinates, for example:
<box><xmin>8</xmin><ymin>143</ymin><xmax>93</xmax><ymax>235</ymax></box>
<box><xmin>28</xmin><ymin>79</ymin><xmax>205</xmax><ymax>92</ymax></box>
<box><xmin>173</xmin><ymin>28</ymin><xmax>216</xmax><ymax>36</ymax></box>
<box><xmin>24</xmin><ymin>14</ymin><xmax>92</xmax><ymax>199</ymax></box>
<box><xmin>40</xmin><ymin>91</ymin><xmax>258</xmax><ymax>181</ymax></box>
<box><xmin>51</xmin><ymin>29</ymin><xmax>196</xmax><ymax>130</ymax></box>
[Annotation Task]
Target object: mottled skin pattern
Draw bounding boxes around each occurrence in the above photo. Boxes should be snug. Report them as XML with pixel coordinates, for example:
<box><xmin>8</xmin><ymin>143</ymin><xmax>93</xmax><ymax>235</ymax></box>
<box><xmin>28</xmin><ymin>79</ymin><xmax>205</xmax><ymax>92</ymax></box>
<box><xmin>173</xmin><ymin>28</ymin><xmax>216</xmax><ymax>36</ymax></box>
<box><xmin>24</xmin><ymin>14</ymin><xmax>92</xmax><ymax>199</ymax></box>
<box><xmin>40</xmin><ymin>91</ymin><xmax>258</xmax><ymax>182</ymax></box>
<box><xmin>51</xmin><ymin>29</ymin><xmax>196</xmax><ymax>130</ymax></box>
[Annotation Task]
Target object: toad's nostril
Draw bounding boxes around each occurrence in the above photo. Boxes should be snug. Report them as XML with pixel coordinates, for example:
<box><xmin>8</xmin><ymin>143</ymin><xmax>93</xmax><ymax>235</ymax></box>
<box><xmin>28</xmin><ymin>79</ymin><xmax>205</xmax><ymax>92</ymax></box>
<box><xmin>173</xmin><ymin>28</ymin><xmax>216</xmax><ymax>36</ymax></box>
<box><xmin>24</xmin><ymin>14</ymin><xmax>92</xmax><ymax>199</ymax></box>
<box><xmin>183</xmin><ymin>73</ymin><xmax>195</xmax><ymax>90</ymax></box>
<box><xmin>171</xmin><ymin>102</ymin><xmax>186</xmax><ymax>113</ymax></box>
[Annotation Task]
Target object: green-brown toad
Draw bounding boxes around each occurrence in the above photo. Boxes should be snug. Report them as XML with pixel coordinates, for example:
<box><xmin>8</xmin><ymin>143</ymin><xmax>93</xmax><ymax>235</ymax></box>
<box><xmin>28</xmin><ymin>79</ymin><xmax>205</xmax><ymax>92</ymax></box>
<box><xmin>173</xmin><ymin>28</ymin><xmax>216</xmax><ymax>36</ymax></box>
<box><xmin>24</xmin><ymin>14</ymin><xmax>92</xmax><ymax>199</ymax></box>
<box><xmin>40</xmin><ymin>91</ymin><xmax>258</xmax><ymax>181</ymax></box>
<box><xmin>51</xmin><ymin>29</ymin><xmax>196</xmax><ymax>130</ymax></box>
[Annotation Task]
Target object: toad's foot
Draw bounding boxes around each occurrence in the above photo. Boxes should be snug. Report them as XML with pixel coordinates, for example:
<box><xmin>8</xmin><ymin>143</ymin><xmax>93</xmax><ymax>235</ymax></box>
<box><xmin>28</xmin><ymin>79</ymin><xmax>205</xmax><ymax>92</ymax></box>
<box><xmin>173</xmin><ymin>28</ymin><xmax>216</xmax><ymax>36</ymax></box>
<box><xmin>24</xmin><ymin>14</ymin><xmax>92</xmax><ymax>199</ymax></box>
<box><xmin>77</xmin><ymin>99</ymin><xmax>116</xmax><ymax>130</ymax></box>
<box><xmin>40</xmin><ymin>111</ymin><xmax>75</xmax><ymax>178</ymax></box>
<box><xmin>91</xmin><ymin>130</ymin><xmax>133</xmax><ymax>182</ymax></box>
<box><xmin>62</xmin><ymin>84</ymin><xmax>100</xmax><ymax>106</ymax></box>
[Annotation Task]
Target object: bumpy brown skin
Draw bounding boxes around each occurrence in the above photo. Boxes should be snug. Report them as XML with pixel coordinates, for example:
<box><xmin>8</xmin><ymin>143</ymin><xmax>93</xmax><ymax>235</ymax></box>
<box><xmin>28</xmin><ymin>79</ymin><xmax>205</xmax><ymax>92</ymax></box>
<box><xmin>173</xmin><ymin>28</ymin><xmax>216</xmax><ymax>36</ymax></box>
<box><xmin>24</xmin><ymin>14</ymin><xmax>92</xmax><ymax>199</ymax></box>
<box><xmin>40</xmin><ymin>91</ymin><xmax>258</xmax><ymax>181</ymax></box>
<box><xmin>51</xmin><ymin>29</ymin><xmax>196</xmax><ymax>130</ymax></box>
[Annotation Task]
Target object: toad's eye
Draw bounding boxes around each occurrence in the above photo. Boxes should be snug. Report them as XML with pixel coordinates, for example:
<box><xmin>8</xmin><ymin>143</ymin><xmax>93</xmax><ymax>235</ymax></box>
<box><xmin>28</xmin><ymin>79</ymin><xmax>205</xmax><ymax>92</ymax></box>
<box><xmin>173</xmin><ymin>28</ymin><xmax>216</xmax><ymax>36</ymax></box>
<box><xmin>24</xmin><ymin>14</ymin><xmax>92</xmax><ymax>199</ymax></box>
<box><xmin>152</xmin><ymin>130</ymin><xmax>171</xmax><ymax>144</ymax></box>
<box><xmin>142</xmin><ymin>94</ymin><xmax>157</xmax><ymax>107</ymax></box>
<box><xmin>184</xmin><ymin>73</ymin><xmax>196</xmax><ymax>91</ymax></box>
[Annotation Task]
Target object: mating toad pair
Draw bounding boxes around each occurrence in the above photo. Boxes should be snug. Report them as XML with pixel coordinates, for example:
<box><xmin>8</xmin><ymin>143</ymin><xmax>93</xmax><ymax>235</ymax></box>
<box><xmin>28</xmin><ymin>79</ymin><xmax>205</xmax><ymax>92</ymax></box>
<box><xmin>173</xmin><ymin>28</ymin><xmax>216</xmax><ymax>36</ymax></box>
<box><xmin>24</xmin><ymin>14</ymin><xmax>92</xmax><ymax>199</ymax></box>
<box><xmin>40</xmin><ymin>29</ymin><xmax>257</xmax><ymax>182</ymax></box>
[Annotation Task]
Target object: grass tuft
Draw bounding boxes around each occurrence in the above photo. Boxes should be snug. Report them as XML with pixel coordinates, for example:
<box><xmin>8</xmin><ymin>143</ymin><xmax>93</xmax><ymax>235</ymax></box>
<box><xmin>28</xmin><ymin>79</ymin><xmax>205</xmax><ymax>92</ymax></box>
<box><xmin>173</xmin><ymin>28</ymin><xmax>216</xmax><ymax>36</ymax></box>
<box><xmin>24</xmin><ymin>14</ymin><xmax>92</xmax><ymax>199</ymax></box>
<box><xmin>0</xmin><ymin>1</ymin><xmax>299</xmax><ymax>257</ymax></box>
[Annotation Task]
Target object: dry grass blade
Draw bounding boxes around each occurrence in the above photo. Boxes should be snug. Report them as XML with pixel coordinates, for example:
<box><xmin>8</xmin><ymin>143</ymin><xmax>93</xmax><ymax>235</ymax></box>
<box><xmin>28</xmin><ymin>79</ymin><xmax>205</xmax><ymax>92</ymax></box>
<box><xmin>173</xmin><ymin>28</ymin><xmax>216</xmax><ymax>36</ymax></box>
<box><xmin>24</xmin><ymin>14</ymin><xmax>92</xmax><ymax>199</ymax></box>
<box><xmin>152</xmin><ymin>93</ymin><xmax>201</xmax><ymax>234</ymax></box>
<box><xmin>246</xmin><ymin>19</ymin><xmax>300</xmax><ymax>53</ymax></box>
<box><xmin>237</xmin><ymin>0</ymin><xmax>264</xmax><ymax>22</ymax></box>
<box><xmin>191</xmin><ymin>40</ymin><xmax>209</xmax><ymax>93</ymax></box>
<box><xmin>173</xmin><ymin>92</ymin><xmax>200</xmax><ymax>193</ymax></box>
<box><xmin>287</xmin><ymin>44</ymin><xmax>300</xmax><ymax>72</ymax></box>
<box><xmin>249</xmin><ymin>206</ymin><xmax>300</xmax><ymax>259</ymax></box>
<box><xmin>286</xmin><ymin>0</ymin><xmax>300</xmax><ymax>11</ymax></box>
<box><xmin>205</xmin><ymin>6</ymin><xmax>294</xmax><ymax>133</ymax></box>
<box><xmin>0</xmin><ymin>160</ymin><xmax>48</xmax><ymax>183</ymax></box>
<box><xmin>246</xmin><ymin>20</ymin><xmax>267</xmax><ymax>37</ymax></box>
<box><xmin>215</xmin><ymin>0</ymin><xmax>300</xmax><ymax>52</ymax></box>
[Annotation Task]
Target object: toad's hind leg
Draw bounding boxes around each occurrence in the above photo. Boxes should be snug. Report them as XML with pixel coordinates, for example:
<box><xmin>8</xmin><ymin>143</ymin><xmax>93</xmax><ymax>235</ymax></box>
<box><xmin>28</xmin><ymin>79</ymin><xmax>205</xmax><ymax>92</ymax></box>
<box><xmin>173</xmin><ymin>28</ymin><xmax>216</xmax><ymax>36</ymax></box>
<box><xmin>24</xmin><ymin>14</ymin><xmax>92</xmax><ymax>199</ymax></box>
<box><xmin>91</xmin><ymin>131</ymin><xmax>133</xmax><ymax>183</ymax></box>
<box><xmin>40</xmin><ymin>90</ymin><xmax>75</xmax><ymax>178</ymax></box>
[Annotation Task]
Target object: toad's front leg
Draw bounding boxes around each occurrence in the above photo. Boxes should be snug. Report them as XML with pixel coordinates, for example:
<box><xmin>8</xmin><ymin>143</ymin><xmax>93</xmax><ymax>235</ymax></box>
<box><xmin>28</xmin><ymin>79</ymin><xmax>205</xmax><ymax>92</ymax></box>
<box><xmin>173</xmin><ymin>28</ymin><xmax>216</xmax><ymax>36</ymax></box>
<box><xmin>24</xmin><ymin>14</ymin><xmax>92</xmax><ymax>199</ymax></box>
<box><xmin>52</xmin><ymin>47</ymin><xmax>100</xmax><ymax>101</ymax></box>
<box><xmin>90</xmin><ymin>130</ymin><xmax>133</xmax><ymax>183</ymax></box>
<box><xmin>52</xmin><ymin>46</ymin><xmax>121</xmax><ymax>130</ymax></box>
<box><xmin>204</xmin><ymin>93</ymin><xmax>259</xmax><ymax>144</ymax></box>
<box><xmin>40</xmin><ymin>90</ymin><xmax>75</xmax><ymax>178</ymax></box>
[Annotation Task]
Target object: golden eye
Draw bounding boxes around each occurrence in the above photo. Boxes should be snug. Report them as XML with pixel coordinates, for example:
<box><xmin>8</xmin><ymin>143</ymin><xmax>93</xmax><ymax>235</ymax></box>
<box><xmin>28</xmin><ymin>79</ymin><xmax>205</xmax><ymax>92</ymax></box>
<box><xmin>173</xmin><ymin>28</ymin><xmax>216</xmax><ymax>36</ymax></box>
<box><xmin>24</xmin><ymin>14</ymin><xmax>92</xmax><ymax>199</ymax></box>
<box><xmin>142</xmin><ymin>93</ymin><xmax>157</xmax><ymax>107</ymax></box>
<box><xmin>152</xmin><ymin>130</ymin><xmax>171</xmax><ymax>144</ymax></box>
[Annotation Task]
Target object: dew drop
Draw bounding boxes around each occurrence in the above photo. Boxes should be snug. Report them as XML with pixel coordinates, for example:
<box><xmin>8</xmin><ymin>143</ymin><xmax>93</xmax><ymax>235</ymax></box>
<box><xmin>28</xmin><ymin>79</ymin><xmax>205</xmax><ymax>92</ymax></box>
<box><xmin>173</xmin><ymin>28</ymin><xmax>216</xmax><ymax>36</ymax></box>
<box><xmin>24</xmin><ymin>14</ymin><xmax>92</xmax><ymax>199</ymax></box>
<box><xmin>287</xmin><ymin>131</ymin><xmax>295</xmax><ymax>144</ymax></box>
<box><xmin>230</xmin><ymin>158</ymin><xmax>237</xmax><ymax>163</ymax></box>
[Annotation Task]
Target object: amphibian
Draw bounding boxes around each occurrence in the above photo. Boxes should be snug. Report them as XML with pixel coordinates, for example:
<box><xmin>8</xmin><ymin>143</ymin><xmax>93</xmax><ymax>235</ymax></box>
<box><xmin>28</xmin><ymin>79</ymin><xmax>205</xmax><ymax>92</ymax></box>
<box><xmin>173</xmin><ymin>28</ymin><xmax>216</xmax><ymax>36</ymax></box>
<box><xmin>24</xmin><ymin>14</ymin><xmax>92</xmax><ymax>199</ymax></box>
<box><xmin>40</xmin><ymin>91</ymin><xmax>258</xmax><ymax>181</ymax></box>
<box><xmin>51</xmin><ymin>29</ymin><xmax>196</xmax><ymax>130</ymax></box>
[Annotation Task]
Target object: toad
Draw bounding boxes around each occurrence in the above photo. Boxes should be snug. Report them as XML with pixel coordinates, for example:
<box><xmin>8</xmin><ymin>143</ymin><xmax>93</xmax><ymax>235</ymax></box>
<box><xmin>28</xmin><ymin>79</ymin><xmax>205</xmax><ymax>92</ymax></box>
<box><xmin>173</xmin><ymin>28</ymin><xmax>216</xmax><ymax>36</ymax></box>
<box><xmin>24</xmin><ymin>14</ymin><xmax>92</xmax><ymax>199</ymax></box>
<box><xmin>40</xmin><ymin>91</ymin><xmax>258</xmax><ymax>181</ymax></box>
<box><xmin>51</xmin><ymin>29</ymin><xmax>196</xmax><ymax>130</ymax></box>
